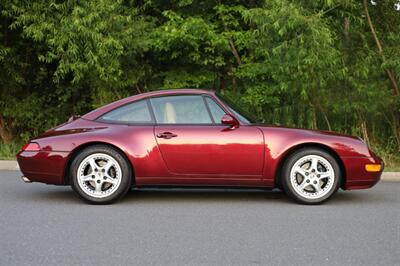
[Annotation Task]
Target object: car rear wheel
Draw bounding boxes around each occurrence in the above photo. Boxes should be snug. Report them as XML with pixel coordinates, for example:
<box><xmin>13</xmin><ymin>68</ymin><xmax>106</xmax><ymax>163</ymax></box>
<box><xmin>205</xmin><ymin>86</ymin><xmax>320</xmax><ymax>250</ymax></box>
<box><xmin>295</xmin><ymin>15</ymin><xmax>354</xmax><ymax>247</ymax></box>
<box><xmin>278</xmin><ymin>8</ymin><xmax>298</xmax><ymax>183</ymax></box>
<box><xmin>70</xmin><ymin>145</ymin><xmax>132</xmax><ymax>204</ymax></box>
<box><xmin>281</xmin><ymin>148</ymin><xmax>341</xmax><ymax>204</ymax></box>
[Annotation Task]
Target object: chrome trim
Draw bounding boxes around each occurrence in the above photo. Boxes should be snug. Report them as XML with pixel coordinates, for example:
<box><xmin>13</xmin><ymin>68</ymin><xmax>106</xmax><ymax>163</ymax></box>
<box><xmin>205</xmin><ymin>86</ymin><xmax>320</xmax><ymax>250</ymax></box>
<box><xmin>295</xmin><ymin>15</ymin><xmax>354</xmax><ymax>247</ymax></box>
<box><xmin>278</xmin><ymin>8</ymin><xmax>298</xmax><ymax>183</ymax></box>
<box><xmin>21</xmin><ymin>176</ymin><xmax>32</xmax><ymax>183</ymax></box>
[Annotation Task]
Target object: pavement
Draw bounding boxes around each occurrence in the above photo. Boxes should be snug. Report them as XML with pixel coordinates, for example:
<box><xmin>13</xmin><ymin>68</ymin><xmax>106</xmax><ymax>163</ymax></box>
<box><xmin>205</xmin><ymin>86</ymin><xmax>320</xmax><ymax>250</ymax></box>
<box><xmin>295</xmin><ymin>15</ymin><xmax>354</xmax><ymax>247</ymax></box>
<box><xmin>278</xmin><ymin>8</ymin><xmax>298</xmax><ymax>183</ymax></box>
<box><xmin>0</xmin><ymin>170</ymin><xmax>399</xmax><ymax>266</ymax></box>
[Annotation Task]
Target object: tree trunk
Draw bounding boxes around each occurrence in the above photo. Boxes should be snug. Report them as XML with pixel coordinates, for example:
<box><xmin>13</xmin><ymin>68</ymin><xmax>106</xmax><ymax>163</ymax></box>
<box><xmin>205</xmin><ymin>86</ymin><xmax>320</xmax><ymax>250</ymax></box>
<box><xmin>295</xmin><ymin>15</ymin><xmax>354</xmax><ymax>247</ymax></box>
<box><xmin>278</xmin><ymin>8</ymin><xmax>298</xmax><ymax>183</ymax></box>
<box><xmin>363</xmin><ymin>0</ymin><xmax>400</xmax><ymax>96</ymax></box>
<box><xmin>218</xmin><ymin>3</ymin><xmax>242</xmax><ymax>67</ymax></box>
<box><xmin>392</xmin><ymin>114</ymin><xmax>400</xmax><ymax>151</ymax></box>
<box><xmin>363</xmin><ymin>0</ymin><xmax>400</xmax><ymax>151</ymax></box>
<box><xmin>228</xmin><ymin>38</ymin><xmax>242</xmax><ymax>66</ymax></box>
<box><xmin>0</xmin><ymin>116</ymin><xmax>14</xmax><ymax>144</ymax></box>
<box><xmin>312</xmin><ymin>109</ymin><xmax>317</xmax><ymax>130</ymax></box>
<box><xmin>361</xmin><ymin>120</ymin><xmax>370</xmax><ymax>145</ymax></box>
<box><xmin>219</xmin><ymin>76</ymin><xmax>226</xmax><ymax>92</ymax></box>
<box><xmin>321</xmin><ymin>109</ymin><xmax>332</xmax><ymax>131</ymax></box>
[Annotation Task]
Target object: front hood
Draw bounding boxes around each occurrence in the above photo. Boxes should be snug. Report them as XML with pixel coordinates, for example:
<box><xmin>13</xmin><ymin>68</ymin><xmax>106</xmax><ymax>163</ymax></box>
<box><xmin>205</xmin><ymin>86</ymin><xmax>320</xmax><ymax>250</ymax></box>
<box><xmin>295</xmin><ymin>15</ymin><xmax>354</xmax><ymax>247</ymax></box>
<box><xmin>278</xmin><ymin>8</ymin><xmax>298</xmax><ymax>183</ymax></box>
<box><xmin>253</xmin><ymin>124</ymin><xmax>370</xmax><ymax>158</ymax></box>
<box><xmin>253</xmin><ymin>124</ymin><xmax>361</xmax><ymax>140</ymax></box>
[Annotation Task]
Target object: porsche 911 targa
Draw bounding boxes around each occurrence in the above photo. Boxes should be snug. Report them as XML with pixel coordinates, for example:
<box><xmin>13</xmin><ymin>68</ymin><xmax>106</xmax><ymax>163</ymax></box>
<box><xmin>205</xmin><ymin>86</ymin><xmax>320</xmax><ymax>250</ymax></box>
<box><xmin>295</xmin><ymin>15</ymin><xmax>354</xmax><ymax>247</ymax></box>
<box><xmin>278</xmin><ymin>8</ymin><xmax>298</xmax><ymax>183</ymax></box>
<box><xmin>17</xmin><ymin>89</ymin><xmax>383</xmax><ymax>204</ymax></box>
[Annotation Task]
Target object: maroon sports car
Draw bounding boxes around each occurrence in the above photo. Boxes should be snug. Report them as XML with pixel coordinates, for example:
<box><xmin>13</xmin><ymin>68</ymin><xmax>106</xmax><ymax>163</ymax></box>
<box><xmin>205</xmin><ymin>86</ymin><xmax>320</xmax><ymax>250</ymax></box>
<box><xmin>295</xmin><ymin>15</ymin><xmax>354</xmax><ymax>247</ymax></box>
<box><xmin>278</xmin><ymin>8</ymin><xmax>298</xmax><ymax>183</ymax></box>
<box><xmin>17</xmin><ymin>89</ymin><xmax>383</xmax><ymax>204</ymax></box>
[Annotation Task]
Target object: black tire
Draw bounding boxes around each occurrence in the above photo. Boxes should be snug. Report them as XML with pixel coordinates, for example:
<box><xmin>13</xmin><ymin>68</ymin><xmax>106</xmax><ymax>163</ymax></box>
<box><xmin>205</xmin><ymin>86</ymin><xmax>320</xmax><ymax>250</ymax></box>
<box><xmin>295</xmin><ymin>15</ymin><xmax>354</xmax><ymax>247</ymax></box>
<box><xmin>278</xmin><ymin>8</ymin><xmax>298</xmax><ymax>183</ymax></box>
<box><xmin>70</xmin><ymin>145</ymin><xmax>132</xmax><ymax>204</ymax></box>
<box><xmin>281</xmin><ymin>148</ymin><xmax>341</xmax><ymax>205</ymax></box>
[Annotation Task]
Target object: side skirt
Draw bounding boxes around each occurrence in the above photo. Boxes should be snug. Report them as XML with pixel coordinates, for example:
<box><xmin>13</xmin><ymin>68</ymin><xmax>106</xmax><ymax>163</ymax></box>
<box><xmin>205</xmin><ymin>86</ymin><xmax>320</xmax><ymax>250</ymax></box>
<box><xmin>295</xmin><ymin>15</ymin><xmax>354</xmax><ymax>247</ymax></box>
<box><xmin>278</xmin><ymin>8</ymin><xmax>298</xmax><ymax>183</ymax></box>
<box><xmin>132</xmin><ymin>185</ymin><xmax>277</xmax><ymax>192</ymax></box>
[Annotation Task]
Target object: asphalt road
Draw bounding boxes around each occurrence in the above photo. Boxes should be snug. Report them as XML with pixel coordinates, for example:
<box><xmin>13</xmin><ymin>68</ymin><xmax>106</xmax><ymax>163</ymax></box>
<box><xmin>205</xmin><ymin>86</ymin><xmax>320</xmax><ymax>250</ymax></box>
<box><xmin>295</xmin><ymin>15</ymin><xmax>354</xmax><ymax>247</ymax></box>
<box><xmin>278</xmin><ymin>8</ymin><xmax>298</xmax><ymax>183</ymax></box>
<box><xmin>0</xmin><ymin>170</ymin><xmax>399</xmax><ymax>266</ymax></box>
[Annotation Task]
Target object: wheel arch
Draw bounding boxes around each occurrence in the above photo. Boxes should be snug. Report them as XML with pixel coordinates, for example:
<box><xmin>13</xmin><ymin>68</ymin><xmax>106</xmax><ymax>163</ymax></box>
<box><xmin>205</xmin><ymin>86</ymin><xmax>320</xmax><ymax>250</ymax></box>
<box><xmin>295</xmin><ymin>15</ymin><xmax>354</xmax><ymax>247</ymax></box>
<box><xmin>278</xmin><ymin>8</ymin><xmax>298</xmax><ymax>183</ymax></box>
<box><xmin>274</xmin><ymin>142</ymin><xmax>346</xmax><ymax>189</ymax></box>
<box><xmin>63</xmin><ymin>141</ymin><xmax>135</xmax><ymax>185</ymax></box>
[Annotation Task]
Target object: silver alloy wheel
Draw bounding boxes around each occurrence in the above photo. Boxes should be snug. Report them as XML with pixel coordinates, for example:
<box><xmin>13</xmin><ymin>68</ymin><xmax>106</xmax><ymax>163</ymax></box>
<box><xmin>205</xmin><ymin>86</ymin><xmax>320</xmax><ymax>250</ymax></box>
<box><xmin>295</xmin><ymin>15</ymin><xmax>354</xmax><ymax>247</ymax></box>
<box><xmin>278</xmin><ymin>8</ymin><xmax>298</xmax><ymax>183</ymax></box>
<box><xmin>77</xmin><ymin>153</ymin><xmax>122</xmax><ymax>198</ymax></box>
<box><xmin>289</xmin><ymin>155</ymin><xmax>335</xmax><ymax>200</ymax></box>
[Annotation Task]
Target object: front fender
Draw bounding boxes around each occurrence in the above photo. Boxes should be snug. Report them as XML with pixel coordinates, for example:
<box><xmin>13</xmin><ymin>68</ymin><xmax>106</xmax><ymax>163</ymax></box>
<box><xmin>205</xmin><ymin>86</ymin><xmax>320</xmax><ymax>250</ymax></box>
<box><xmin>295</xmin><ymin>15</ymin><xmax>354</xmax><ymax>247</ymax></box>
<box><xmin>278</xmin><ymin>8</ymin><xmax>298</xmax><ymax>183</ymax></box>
<box><xmin>258</xmin><ymin>126</ymin><xmax>373</xmax><ymax>186</ymax></box>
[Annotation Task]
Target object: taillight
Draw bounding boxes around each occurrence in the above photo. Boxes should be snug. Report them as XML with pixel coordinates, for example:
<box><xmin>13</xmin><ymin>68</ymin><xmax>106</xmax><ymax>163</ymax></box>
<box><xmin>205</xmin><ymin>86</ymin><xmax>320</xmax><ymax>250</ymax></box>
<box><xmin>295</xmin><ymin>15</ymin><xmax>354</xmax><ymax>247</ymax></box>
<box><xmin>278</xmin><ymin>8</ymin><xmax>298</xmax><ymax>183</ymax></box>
<box><xmin>21</xmin><ymin>142</ymin><xmax>41</xmax><ymax>151</ymax></box>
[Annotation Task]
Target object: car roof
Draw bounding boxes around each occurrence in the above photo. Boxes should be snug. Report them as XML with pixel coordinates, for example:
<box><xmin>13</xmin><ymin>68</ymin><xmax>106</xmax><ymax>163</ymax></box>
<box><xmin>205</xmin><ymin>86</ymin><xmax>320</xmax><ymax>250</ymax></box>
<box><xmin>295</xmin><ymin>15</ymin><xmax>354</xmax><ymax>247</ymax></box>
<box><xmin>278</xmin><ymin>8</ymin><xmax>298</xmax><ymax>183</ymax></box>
<box><xmin>130</xmin><ymin>88</ymin><xmax>213</xmax><ymax>98</ymax></box>
<box><xmin>82</xmin><ymin>89</ymin><xmax>215</xmax><ymax>120</ymax></box>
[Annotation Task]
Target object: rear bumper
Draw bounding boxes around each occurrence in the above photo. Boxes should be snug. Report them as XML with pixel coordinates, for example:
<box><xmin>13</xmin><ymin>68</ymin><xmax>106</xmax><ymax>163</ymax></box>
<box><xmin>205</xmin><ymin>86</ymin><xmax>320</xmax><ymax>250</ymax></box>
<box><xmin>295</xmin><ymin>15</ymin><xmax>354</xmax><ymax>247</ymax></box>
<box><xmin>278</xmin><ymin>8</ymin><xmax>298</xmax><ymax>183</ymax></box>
<box><xmin>16</xmin><ymin>150</ymin><xmax>70</xmax><ymax>185</ymax></box>
<box><xmin>342</xmin><ymin>156</ymin><xmax>384</xmax><ymax>190</ymax></box>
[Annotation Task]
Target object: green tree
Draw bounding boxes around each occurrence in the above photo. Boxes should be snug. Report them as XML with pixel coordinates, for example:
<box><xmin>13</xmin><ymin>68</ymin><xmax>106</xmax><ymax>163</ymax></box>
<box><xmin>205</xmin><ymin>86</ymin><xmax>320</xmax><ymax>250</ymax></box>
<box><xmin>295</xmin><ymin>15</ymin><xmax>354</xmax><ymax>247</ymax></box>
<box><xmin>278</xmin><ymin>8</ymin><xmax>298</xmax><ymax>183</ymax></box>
<box><xmin>0</xmin><ymin>0</ymin><xmax>399</xmax><ymax>165</ymax></box>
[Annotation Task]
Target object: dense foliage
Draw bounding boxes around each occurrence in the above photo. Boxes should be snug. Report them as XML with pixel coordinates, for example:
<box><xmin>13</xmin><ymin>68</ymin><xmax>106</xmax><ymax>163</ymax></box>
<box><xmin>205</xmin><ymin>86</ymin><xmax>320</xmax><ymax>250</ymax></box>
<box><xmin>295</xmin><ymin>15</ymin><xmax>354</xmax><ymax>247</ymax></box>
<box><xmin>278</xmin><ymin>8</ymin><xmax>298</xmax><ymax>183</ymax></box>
<box><xmin>0</xmin><ymin>0</ymin><xmax>399</xmax><ymax>164</ymax></box>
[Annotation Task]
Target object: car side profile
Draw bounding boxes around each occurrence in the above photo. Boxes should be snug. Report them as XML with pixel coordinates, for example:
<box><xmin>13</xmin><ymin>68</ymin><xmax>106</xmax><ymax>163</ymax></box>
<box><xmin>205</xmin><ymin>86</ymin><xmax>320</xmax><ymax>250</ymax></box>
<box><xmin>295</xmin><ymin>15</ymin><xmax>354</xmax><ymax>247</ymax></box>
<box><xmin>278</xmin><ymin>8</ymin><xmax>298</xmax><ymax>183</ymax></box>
<box><xmin>17</xmin><ymin>89</ymin><xmax>383</xmax><ymax>204</ymax></box>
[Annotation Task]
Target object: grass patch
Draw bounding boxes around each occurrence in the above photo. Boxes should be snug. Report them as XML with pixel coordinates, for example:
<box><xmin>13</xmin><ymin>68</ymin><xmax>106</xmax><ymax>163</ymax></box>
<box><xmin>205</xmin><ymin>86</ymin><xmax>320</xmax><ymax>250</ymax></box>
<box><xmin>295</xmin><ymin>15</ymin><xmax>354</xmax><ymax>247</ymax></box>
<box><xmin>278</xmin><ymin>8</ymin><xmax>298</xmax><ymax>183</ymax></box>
<box><xmin>385</xmin><ymin>167</ymin><xmax>400</xmax><ymax>172</ymax></box>
<box><xmin>373</xmin><ymin>149</ymin><xmax>400</xmax><ymax>172</ymax></box>
<box><xmin>369</xmin><ymin>141</ymin><xmax>400</xmax><ymax>171</ymax></box>
<box><xmin>0</xmin><ymin>142</ymin><xmax>22</xmax><ymax>160</ymax></box>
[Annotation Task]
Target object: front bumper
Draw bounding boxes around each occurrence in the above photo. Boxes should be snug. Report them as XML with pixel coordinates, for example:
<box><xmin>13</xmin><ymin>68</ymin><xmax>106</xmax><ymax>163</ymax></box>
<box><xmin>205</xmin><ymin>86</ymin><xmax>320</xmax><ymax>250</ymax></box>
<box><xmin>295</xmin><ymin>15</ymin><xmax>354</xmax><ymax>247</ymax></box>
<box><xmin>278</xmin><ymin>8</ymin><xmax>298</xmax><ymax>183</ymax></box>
<box><xmin>342</xmin><ymin>156</ymin><xmax>384</xmax><ymax>190</ymax></box>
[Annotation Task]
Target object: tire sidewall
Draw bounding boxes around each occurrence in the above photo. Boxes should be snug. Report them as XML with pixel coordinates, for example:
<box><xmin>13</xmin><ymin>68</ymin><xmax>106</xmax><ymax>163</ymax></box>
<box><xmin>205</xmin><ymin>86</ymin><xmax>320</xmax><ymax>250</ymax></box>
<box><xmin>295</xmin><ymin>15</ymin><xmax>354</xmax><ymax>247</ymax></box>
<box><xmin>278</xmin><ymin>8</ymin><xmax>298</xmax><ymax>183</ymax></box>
<box><xmin>282</xmin><ymin>148</ymin><xmax>341</xmax><ymax>204</ymax></box>
<box><xmin>71</xmin><ymin>145</ymin><xmax>132</xmax><ymax>204</ymax></box>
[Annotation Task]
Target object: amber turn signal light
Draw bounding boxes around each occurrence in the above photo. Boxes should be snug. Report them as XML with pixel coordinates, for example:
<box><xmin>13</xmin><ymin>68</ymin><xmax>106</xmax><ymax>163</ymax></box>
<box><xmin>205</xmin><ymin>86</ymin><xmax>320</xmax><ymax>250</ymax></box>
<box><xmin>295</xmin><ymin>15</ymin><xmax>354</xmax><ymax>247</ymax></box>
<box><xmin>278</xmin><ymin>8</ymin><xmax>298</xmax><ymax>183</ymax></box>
<box><xmin>365</xmin><ymin>164</ymin><xmax>381</xmax><ymax>172</ymax></box>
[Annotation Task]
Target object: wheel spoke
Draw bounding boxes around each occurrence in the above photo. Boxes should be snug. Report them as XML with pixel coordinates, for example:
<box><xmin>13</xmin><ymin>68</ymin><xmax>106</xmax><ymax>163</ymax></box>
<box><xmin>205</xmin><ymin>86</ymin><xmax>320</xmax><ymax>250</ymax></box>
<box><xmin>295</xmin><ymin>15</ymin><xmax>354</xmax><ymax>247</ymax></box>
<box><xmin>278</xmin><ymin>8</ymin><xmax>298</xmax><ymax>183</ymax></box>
<box><xmin>88</xmin><ymin>158</ymin><xmax>98</xmax><ymax>172</ymax></box>
<box><xmin>319</xmin><ymin>172</ymin><xmax>331</xmax><ymax>180</ymax></box>
<box><xmin>299</xmin><ymin>180</ymin><xmax>310</xmax><ymax>190</ymax></box>
<box><xmin>102</xmin><ymin>160</ymin><xmax>114</xmax><ymax>173</ymax></box>
<box><xmin>81</xmin><ymin>174</ymin><xmax>93</xmax><ymax>182</ymax></box>
<box><xmin>95</xmin><ymin>181</ymin><xmax>103</xmax><ymax>192</ymax></box>
<box><xmin>313</xmin><ymin>181</ymin><xmax>322</xmax><ymax>193</ymax></box>
<box><xmin>294</xmin><ymin>166</ymin><xmax>308</xmax><ymax>178</ymax></box>
<box><xmin>310</xmin><ymin>158</ymin><xmax>318</xmax><ymax>171</ymax></box>
<box><xmin>104</xmin><ymin>177</ymin><xmax>117</xmax><ymax>185</ymax></box>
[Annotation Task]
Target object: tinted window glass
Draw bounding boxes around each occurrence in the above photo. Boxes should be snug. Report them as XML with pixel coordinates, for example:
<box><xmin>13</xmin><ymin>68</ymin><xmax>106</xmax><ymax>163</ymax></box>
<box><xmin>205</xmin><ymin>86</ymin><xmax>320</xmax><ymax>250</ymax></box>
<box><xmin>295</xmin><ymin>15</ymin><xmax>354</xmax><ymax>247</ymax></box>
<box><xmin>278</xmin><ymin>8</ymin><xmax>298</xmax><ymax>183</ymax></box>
<box><xmin>150</xmin><ymin>95</ymin><xmax>212</xmax><ymax>124</ymax></box>
<box><xmin>205</xmin><ymin>97</ymin><xmax>226</xmax><ymax>124</ymax></box>
<box><xmin>100</xmin><ymin>100</ymin><xmax>152</xmax><ymax>123</ymax></box>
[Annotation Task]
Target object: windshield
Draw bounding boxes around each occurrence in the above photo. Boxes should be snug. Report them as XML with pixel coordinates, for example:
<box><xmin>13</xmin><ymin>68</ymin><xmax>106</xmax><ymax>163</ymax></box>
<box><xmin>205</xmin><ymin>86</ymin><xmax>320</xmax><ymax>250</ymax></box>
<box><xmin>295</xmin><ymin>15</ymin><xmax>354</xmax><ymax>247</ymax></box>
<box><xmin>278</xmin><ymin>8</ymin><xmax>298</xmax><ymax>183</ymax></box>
<box><xmin>215</xmin><ymin>93</ymin><xmax>256</xmax><ymax>124</ymax></box>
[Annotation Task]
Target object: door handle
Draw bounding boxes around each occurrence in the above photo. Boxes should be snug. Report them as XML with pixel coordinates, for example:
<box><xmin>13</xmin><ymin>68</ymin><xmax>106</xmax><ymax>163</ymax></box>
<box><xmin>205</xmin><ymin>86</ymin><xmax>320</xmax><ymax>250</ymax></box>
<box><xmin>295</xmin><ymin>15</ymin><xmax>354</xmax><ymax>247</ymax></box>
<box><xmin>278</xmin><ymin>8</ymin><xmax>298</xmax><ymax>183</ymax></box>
<box><xmin>156</xmin><ymin>132</ymin><xmax>178</xmax><ymax>139</ymax></box>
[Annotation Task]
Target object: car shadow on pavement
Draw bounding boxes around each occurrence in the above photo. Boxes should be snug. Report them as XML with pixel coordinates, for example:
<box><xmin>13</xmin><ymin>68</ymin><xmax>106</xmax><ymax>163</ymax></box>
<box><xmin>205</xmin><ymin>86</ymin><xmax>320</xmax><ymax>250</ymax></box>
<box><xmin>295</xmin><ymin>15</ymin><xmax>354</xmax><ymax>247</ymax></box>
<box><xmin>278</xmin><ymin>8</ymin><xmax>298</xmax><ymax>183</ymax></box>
<box><xmin>22</xmin><ymin>186</ymin><xmax>387</xmax><ymax>205</ymax></box>
<box><xmin>124</xmin><ymin>189</ymin><xmax>290</xmax><ymax>204</ymax></box>
<box><xmin>120</xmin><ymin>189</ymin><xmax>382</xmax><ymax>206</ymax></box>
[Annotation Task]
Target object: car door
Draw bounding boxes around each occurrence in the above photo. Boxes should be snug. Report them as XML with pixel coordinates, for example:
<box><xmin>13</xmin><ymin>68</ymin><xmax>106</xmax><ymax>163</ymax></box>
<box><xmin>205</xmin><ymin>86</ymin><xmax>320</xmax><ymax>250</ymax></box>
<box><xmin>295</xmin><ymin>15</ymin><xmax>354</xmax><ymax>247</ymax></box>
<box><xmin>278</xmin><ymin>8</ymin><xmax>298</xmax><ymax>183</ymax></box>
<box><xmin>150</xmin><ymin>94</ymin><xmax>265</xmax><ymax>177</ymax></box>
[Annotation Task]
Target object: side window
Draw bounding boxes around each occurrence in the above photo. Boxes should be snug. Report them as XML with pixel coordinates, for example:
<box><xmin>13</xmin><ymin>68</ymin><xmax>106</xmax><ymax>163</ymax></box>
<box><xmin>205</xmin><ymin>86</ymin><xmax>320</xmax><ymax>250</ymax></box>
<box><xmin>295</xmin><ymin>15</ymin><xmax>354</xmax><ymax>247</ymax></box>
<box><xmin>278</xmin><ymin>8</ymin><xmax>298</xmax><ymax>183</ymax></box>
<box><xmin>150</xmin><ymin>95</ymin><xmax>212</xmax><ymax>124</ymax></box>
<box><xmin>205</xmin><ymin>97</ymin><xmax>226</xmax><ymax>124</ymax></box>
<box><xmin>99</xmin><ymin>100</ymin><xmax>152</xmax><ymax>123</ymax></box>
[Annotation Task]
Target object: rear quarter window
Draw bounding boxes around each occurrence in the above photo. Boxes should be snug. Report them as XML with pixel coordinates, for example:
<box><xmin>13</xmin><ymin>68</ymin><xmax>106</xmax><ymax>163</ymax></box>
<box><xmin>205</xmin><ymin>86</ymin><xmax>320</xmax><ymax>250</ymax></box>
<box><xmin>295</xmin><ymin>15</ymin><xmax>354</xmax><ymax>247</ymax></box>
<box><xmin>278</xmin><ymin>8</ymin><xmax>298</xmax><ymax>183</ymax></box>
<box><xmin>99</xmin><ymin>100</ymin><xmax>152</xmax><ymax>123</ymax></box>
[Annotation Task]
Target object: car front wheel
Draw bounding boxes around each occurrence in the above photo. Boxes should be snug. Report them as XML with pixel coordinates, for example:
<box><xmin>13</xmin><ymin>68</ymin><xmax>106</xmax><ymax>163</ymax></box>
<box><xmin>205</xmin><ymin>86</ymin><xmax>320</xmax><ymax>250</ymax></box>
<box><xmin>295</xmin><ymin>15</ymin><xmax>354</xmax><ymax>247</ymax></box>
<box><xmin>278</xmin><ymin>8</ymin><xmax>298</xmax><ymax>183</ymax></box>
<box><xmin>281</xmin><ymin>148</ymin><xmax>341</xmax><ymax>204</ymax></box>
<box><xmin>70</xmin><ymin>145</ymin><xmax>132</xmax><ymax>204</ymax></box>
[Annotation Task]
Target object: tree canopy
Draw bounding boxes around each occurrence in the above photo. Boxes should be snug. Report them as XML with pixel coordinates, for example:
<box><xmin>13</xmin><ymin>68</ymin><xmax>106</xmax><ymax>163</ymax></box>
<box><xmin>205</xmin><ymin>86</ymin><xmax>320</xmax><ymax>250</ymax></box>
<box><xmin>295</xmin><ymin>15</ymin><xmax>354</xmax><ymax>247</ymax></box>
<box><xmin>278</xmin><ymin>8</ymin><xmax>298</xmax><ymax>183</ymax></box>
<box><xmin>0</xmin><ymin>0</ymin><xmax>399</xmax><ymax>163</ymax></box>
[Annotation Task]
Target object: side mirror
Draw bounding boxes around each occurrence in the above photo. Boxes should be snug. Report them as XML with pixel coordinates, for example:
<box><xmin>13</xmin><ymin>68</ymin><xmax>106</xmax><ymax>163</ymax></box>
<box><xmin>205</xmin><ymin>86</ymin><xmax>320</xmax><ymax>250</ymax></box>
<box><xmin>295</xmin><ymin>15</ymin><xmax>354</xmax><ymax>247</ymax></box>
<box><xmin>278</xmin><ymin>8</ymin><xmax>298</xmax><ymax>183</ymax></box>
<box><xmin>221</xmin><ymin>114</ymin><xmax>239</xmax><ymax>129</ymax></box>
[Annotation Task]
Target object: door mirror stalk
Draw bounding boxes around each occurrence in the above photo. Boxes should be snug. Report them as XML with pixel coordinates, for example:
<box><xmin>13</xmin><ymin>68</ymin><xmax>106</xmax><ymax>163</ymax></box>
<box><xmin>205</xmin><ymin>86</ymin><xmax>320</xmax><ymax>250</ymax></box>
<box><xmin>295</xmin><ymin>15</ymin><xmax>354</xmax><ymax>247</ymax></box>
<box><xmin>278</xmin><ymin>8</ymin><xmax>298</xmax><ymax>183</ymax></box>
<box><xmin>221</xmin><ymin>114</ymin><xmax>240</xmax><ymax>129</ymax></box>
